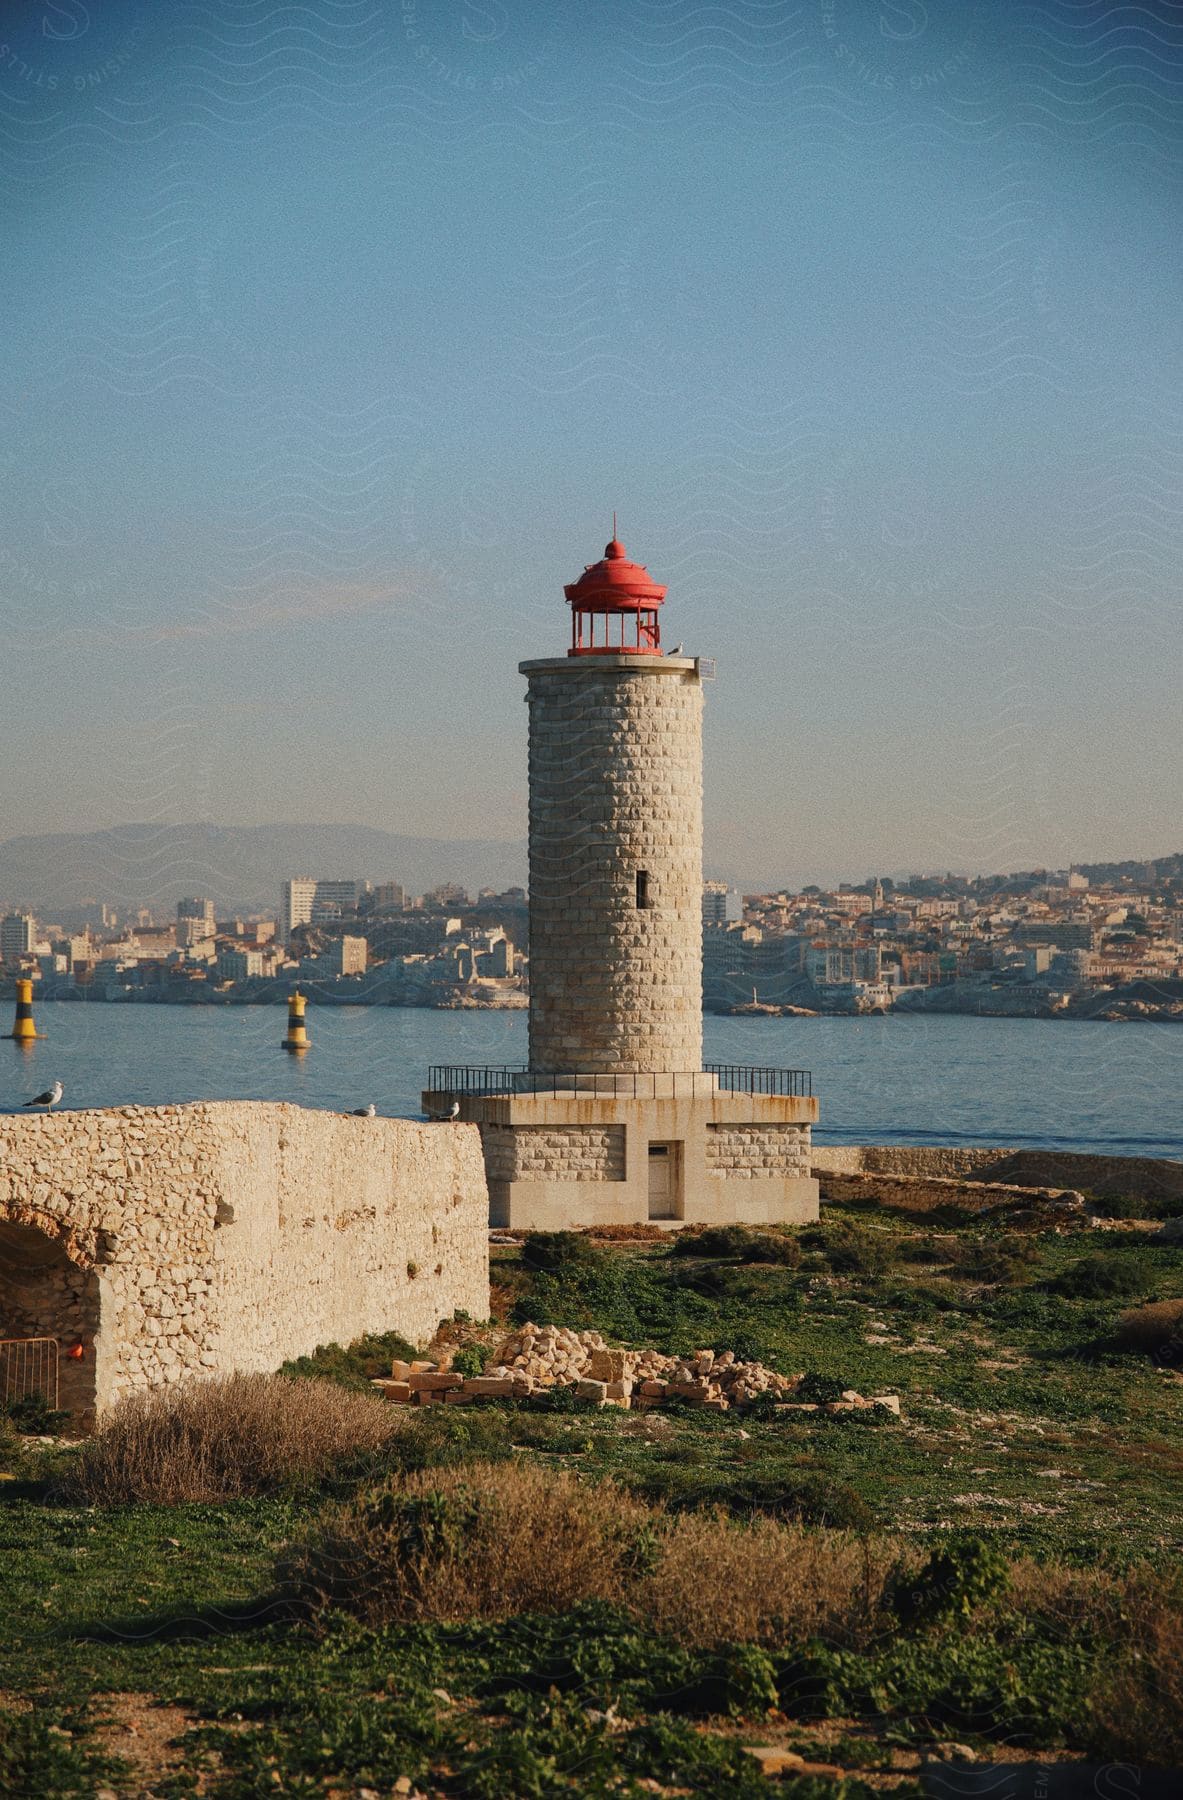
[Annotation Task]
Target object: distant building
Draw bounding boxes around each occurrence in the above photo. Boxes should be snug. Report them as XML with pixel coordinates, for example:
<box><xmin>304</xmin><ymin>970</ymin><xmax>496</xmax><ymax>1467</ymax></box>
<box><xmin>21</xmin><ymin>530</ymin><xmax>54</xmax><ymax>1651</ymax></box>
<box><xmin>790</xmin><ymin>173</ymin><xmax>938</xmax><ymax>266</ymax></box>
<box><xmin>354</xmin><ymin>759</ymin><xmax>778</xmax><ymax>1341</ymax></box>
<box><xmin>176</xmin><ymin>897</ymin><xmax>216</xmax><ymax>946</ymax></box>
<box><xmin>425</xmin><ymin>881</ymin><xmax>469</xmax><ymax>910</ymax></box>
<box><xmin>0</xmin><ymin>913</ymin><xmax>36</xmax><ymax>960</ymax></box>
<box><xmin>371</xmin><ymin>881</ymin><xmax>406</xmax><ymax>913</ymax></box>
<box><xmin>329</xmin><ymin>935</ymin><xmax>368</xmax><ymax>978</ymax></box>
<box><xmin>702</xmin><ymin>881</ymin><xmax>742</xmax><ymax>927</ymax></box>
<box><xmin>484</xmin><ymin>933</ymin><xmax>515</xmax><ymax>978</ymax></box>
<box><xmin>282</xmin><ymin>877</ymin><xmax>359</xmax><ymax>942</ymax></box>
<box><xmin>52</xmin><ymin>934</ymin><xmax>91</xmax><ymax>971</ymax></box>
<box><xmin>218</xmin><ymin>947</ymin><xmax>267</xmax><ymax>982</ymax></box>
<box><xmin>830</xmin><ymin>891</ymin><xmax>873</xmax><ymax>917</ymax></box>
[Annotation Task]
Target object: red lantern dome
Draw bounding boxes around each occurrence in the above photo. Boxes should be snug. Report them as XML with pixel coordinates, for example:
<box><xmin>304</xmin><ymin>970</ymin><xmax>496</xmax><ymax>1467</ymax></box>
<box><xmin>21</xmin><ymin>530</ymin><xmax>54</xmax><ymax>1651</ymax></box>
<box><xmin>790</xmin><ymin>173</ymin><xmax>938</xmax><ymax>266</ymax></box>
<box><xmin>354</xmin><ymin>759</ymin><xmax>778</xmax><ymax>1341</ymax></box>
<box><xmin>564</xmin><ymin>528</ymin><xmax>667</xmax><ymax>656</ymax></box>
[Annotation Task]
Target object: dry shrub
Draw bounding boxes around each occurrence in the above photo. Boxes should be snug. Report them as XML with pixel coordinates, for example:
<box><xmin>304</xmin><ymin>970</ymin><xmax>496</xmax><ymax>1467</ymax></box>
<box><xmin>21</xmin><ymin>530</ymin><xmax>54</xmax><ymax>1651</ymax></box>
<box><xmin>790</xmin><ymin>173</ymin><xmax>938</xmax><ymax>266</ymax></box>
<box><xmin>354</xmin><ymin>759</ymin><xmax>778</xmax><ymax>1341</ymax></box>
<box><xmin>1003</xmin><ymin>1557</ymin><xmax>1130</xmax><ymax>1634</ymax></box>
<box><xmin>637</xmin><ymin>1510</ymin><xmax>900</xmax><ymax>1650</ymax></box>
<box><xmin>283</xmin><ymin>1461</ymin><xmax>650</xmax><ymax>1626</ymax></box>
<box><xmin>1089</xmin><ymin>1580</ymin><xmax>1183</xmax><ymax>1766</ymax></box>
<box><xmin>68</xmin><ymin>1373</ymin><xmax>402</xmax><ymax>1505</ymax></box>
<box><xmin>1004</xmin><ymin>1560</ymin><xmax>1183</xmax><ymax>1766</ymax></box>
<box><xmin>1114</xmin><ymin>1298</ymin><xmax>1183</xmax><ymax>1361</ymax></box>
<box><xmin>284</xmin><ymin>1459</ymin><xmax>903</xmax><ymax>1650</ymax></box>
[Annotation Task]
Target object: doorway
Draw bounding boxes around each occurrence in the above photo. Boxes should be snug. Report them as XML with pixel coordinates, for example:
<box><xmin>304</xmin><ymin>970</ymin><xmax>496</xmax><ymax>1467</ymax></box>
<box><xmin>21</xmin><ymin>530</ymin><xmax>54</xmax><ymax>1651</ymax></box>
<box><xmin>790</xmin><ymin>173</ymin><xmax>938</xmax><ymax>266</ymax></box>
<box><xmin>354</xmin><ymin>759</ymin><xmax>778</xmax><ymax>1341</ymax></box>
<box><xmin>647</xmin><ymin>1142</ymin><xmax>681</xmax><ymax>1220</ymax></box>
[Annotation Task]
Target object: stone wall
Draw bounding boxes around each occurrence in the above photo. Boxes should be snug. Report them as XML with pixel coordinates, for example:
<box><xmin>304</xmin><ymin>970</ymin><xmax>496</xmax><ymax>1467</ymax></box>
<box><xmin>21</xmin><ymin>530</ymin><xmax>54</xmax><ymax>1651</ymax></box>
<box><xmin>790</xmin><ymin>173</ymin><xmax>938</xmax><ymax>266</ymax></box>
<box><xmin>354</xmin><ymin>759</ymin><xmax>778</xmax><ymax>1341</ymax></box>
<box><xmin>0</xmin><ymin>1103</ymin><xmax>489</xmax><ymax>1425</ymax></box>
<box><xmin>812</xmin><ymin>1143</ymin><xmax>1183</xmax><ymax>1201</ymax></box>
<box><xmin>524</xmin><ymin>657</ymin><xmax>703</xmax><ymax>1075</ymax></box>
<box><xmin>480</xmin><ymin>1123</ymin><xmax>625</xmax><ymax>1183</ymax></box>
<box><xmin>706</xmin><ymin>1123</ymin><xmax>811</xmax><ymax>1177</ymax></box>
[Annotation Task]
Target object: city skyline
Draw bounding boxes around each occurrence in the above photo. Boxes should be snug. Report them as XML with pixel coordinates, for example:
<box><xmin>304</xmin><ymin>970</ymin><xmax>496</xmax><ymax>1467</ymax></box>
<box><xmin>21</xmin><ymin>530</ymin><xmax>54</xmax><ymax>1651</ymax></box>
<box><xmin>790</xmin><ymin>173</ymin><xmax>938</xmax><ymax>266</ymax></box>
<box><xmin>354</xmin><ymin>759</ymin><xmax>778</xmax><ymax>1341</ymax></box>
<box><xmin>2</xmin><ymin>2</ymin><xmax>1180</xmax><ymax>878</ymax></box>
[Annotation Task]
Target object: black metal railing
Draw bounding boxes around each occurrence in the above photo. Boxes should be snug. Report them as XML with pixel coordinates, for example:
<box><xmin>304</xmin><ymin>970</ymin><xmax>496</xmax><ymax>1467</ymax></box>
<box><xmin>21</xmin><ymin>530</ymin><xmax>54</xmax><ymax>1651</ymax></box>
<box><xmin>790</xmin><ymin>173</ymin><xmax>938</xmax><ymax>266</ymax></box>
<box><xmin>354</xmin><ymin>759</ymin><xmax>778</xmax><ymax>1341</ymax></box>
<box><xmin>426</xmin><ymin>1064</ymin><xmax>812</xmax><ymax>1099</ymax></box>
<box><xmin>704</xmin><ymin>1063</ymin><xmax>812</xmax><ymax>1097</ymax></box>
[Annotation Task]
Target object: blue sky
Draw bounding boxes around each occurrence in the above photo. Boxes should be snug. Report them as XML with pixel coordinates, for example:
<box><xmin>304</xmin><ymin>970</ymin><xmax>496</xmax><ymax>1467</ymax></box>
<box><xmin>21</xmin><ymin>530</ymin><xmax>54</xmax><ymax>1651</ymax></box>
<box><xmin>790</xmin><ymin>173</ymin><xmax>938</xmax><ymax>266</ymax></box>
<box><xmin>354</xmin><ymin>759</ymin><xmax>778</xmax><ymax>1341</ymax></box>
<box><xmin>1</xmin><ymin>0</ymin><xmax>1180</xmax><ymax>890</ymax></box>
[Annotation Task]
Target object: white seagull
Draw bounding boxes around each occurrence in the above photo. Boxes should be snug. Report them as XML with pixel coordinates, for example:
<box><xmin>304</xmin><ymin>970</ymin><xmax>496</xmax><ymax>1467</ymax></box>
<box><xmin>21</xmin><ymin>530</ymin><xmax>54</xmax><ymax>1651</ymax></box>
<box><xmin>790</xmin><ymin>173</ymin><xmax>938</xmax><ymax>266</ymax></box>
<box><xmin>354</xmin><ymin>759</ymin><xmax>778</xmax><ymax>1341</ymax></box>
<box><xmin>351</xmin><ymin>1103</ymin><xmax>377</xmax><ymax>1118</ymax></box>
<box><xmin>669</xmin><ymin>642</ymin><xmax>683</xmax><ymax>656</ymax></box>
<box><xmin>448</xmin><ymin>1099</ymin><xmax>461</xmax><ymax>1120</ymax></box>
<box><xmin>24</xmin><ymin>1080</ymin><xmax>63</xmax><ymax>1110</ymax></box>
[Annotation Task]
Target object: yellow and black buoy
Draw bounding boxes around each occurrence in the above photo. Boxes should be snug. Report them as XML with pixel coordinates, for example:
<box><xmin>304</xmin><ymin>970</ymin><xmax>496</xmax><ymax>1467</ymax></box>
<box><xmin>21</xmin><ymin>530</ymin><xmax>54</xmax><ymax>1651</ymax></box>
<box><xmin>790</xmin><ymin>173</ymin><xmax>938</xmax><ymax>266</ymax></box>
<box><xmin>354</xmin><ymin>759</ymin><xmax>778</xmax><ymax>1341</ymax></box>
<box><xmin>6</xmin><ymin>978</ymin><xmax>44</xmax><ymax>1043</ymax></box>
<box><xmin>283</xmin><ymin>989</ymin><xmax>310</xmax><ymax>1053</ymax></box>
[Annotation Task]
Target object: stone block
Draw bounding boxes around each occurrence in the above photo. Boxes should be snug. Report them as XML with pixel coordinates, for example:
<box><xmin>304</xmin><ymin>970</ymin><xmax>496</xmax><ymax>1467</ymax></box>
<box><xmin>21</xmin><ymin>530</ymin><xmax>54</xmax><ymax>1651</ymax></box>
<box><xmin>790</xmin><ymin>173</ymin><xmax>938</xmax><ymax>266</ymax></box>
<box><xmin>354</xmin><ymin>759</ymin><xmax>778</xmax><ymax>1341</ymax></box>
<box><xmin>409</xmin><ymin>1371</ymin><xmax>464</xmax><ymax>1392</ymax></box>
<box><xmin>576</xmin><ymin>1378</ymin><xmax>609</xmax><ymax>1402</ymax></box>
<box><xmin>462</xmin><ymin>1376</ymin><xmax>516</xmax><ymax>1397</ymax></box>
<box><xmin>588</xmin><ymin>1349</ymin><xmax>630</xmax><ymax>1381</ymax></box>
<box><xmin>373</xmin><ymin>1379</ymin><xmax>412</xmax><ymax>1403</ymax></box>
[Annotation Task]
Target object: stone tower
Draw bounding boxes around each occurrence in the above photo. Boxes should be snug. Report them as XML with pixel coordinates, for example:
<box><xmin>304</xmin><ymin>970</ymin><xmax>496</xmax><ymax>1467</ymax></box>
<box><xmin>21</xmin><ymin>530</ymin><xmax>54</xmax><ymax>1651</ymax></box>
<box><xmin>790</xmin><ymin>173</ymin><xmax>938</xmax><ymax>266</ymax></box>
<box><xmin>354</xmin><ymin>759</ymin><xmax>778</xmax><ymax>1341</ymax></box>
<box><xmin>525</xmin><ymin>534</ymin><xmax>703</xmax><ymax>1075</ymax></box>
<box><xmin>424</xmin><ymin>528</ymin><xmax>819</xmax><ymax>1232</ymax></box>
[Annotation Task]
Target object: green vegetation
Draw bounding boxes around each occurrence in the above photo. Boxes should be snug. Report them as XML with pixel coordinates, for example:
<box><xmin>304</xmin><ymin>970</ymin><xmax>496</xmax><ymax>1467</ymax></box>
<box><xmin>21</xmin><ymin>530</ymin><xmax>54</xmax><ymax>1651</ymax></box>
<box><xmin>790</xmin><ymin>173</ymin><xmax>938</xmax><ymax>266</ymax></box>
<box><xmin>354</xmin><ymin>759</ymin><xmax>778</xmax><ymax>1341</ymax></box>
<box><xmin>4</xmin><ymin>1194</ymin><xmax>1183</xmax><ymax>1794</ymax></box>
<box><xmin>2</xmin><ymin>1390</ymin><xmax>69</xmax><ymax>1436</ymax></box>
<box><xmin>278</xmin><ymin>1326</ymin><xmax>419</xmax><ymax>1391</ymax></box>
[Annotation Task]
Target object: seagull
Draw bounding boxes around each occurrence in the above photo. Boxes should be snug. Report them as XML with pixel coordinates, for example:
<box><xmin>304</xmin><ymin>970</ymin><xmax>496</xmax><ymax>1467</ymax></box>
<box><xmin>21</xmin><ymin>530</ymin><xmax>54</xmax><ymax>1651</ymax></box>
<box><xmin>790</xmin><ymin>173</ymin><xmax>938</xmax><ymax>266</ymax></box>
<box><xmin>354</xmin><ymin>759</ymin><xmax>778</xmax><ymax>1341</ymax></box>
<box><xmin>449</xmin><ymin>1099</ymin><xmax>460</xmax><ymax>1119</ymax></box>
<box><xmin>24</xmin><ymin>1080</ymin><xmax>63</xmax><ymax>1110</ymax></box>
<box><xmin>669</xmin><ymin>642</ymin><xmax>683</xmax><ymax>656</ymax></box>
<box><xmin>351</xmin><ymin>1103</ymin><xmax>377</xmax><ymax>1117</ymax></box>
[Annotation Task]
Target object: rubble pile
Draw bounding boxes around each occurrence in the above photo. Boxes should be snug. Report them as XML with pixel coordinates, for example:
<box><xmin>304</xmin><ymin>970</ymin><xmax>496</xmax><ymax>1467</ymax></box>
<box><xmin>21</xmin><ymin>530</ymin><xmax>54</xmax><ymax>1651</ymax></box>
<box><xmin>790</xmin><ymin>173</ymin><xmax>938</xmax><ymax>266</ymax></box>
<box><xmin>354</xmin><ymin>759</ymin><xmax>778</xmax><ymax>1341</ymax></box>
<box><xmin>372</xmin><ymin>1320</ymin><xmax>900</xmax><ymax>1417</ymax></box>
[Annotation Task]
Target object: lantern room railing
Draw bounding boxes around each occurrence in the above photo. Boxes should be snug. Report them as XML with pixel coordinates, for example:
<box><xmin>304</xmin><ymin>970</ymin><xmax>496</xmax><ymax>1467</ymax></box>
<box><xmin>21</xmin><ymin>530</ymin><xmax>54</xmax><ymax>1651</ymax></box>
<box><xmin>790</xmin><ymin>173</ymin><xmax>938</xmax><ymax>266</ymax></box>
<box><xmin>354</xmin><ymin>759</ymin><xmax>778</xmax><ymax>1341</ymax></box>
<box><xmin>570</xmin><ymin>607</ymin><xmax>661</xmax><ymax>655</ymax></box>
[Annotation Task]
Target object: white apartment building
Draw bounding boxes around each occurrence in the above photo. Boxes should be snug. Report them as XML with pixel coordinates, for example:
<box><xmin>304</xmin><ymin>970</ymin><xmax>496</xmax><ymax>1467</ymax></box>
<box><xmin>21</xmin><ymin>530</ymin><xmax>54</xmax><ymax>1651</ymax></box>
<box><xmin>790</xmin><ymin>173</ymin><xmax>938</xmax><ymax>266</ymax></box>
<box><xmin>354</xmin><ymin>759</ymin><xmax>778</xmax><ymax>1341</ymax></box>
<box><xmin>282</xmin><ymin>877</ymin><xmax>359</xmax><ymax>942</ymax></box>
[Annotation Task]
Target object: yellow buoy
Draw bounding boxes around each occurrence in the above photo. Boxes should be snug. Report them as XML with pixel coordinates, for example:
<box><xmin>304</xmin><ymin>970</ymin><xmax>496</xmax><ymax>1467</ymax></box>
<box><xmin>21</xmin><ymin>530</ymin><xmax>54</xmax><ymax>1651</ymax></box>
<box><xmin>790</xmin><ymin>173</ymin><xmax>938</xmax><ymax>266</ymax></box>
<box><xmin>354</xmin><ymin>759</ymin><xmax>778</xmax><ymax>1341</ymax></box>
<box><xmin>283</xmin><ymin>989</ymin><xmax>310</xmax><ymax>1052</ymax></box>
<box><xmin>6</xmin><ymin>977</ymin><xmax>44</xmax><ymax>1043</ymax></box>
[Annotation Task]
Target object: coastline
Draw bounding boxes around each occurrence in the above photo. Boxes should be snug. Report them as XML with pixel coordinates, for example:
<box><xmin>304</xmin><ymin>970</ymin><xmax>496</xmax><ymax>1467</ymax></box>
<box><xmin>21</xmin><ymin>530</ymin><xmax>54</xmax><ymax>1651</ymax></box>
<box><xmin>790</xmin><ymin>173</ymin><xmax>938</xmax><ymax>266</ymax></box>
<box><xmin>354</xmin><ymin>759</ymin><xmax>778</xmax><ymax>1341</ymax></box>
<box><xmin>3</xmin><ymin>985</ymin><xmax>1181</xmax><ymax>1021</ymax></box>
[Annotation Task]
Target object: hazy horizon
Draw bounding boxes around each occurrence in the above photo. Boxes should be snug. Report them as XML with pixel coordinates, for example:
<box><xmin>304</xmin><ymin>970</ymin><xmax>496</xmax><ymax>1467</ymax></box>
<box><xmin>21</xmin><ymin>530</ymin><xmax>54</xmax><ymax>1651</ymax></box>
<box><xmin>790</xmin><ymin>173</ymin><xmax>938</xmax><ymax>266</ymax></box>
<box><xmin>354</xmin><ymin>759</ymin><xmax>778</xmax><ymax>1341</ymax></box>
<box><xmin>0</xmin><ymin>814</ymin><xmax>1176</xmax><ymax>913</ymax></box>
<box><xmin>2</xmin><ymin>1</ymin><xmax>1179</xmax><ymax>880</ymax></box>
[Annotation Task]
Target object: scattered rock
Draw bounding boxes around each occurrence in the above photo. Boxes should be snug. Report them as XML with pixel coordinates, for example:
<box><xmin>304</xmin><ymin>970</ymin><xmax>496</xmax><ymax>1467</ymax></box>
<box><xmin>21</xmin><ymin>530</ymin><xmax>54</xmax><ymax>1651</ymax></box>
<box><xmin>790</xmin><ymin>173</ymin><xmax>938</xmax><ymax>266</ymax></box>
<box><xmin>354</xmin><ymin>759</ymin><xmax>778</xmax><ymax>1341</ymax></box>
<box><xmin>372</xmin><ymin>1324</ymin><xmax>900</xmax><ymax>1421</ymax></box>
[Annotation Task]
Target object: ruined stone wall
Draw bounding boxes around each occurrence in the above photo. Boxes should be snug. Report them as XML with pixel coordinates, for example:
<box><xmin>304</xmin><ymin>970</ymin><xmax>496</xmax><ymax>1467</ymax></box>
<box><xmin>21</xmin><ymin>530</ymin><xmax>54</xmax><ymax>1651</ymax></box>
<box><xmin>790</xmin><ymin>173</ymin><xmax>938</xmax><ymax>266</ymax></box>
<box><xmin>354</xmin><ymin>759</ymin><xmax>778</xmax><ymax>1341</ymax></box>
<box><xmin>707</xmin><ymin>1124</ymin><xmax>811</xmax><ymax>1177</ymax></box>
<box><xmin>812</xmin><ymin>1143</ymin><xmax>1183</xmax><ymax>1200</ymax></box>
<box><xmin>0</xmin><ymin>1103</ymin><xmax>489</xmax><ymax>1422</ymax></box>
<box><xmin>480</xmin><ymin>1123</ymin><xmax>625</xmax><ymax>1183</ymax></box>
<box><xmin>525</xmin><ymin>658</ymin><xmax>703</xmax><ymax>1075</ymax></box>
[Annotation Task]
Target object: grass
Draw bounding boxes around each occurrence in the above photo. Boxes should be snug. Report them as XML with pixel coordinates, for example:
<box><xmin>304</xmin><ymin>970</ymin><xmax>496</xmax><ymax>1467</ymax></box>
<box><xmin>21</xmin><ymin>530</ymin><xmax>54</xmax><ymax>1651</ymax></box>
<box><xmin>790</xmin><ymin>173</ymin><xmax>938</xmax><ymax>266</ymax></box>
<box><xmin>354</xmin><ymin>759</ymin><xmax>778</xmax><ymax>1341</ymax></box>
<box><xmin>3</xmin><ymin>1192</ymin><xmax>1183</xmax><ymax>1794</ymax></box>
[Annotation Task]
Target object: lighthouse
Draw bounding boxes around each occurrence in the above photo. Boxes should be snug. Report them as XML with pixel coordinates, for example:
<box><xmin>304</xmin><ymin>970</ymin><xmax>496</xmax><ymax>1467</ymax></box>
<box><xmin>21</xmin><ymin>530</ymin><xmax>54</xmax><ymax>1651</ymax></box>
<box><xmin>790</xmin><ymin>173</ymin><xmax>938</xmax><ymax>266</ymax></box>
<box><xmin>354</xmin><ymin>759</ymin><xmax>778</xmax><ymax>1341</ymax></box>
<box><xmin>424</xmin><ymin>530</ymin><xmax>819</xmax><ymax>1230</ymax></box>
<box><xmin>528</xmin><ymin>532</ymin><xmax>702</xmax><ymax>1077</ymax></box>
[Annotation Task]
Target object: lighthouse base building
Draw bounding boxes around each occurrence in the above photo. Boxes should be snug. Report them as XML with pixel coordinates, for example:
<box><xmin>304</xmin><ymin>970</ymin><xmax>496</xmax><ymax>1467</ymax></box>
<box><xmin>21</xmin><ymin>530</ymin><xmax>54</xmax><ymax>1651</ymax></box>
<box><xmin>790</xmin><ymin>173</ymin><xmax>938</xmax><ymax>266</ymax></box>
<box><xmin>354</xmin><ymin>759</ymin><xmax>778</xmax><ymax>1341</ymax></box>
<box><xmin>420</xmin><ymin>1075</ymin><xmax>818</xmax><ymax>1232</ymax></box>
<box><xmin>423</xmin><ymin>533</ymin><xmax>819</xmax><ymax>1231</ymax></box>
